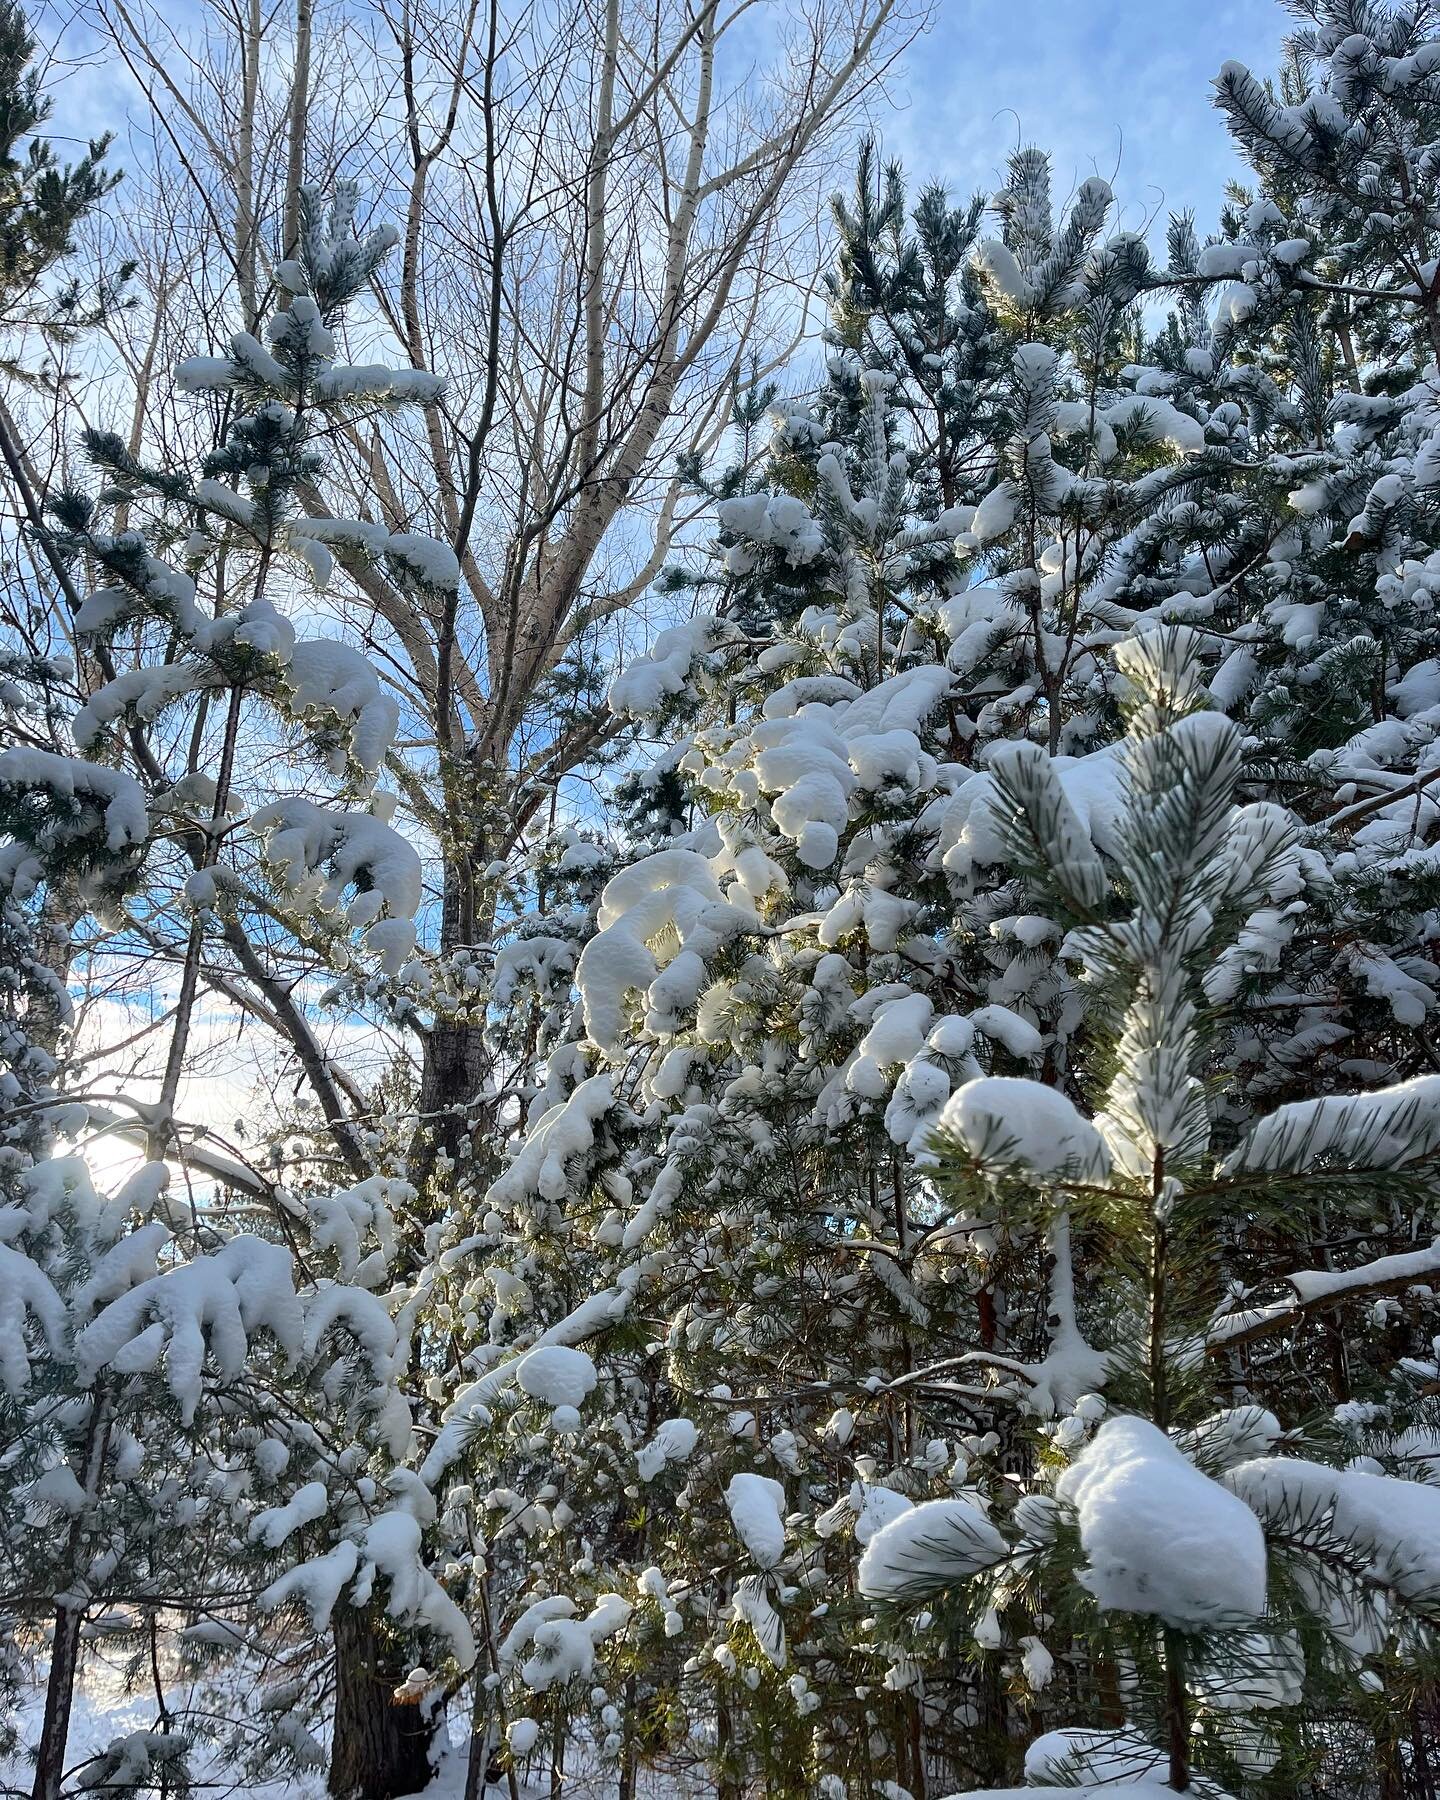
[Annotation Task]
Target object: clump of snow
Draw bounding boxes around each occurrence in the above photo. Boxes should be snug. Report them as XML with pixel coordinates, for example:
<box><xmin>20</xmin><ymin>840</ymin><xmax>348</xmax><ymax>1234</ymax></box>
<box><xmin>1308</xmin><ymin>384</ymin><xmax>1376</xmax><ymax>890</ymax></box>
<box><xmin>575</xmin><ymin>850</ymin><xmax>758</xmax><ymax>1051</ymax></box>
<box><xmin>1288</xmin><ymin>1239</ymin><xmax>1440</xmax><ymax>1306</ymax></box>
<box><xmin>485</xmin><ymin>1074</ymin><xmax>614</xmax><ymax>1211</ymax></box>
<box><xmin>856</xmin><ymin>1496</ymin><xmax>1008</xmax><ymax>1602</ymax></box>
<box><xmin>853</xmin><ymin>1483</ymin><xmax>914</xmax><ymax>1545</ymax></box>
<box><xmin>1023</xmin><ymin>1727</ymin><xmax>1182</xmax><ymax>1789</ymax></box>
<box><xmin>306</xmin><ymin>1175</ymin><xmax>405</xmax><ymax>1284</ymax></box>
<box><xmin>506</xmin><ymin>1717</ymin><xmax>540</xmax><ymax>1757</ymax></box>
<box><xmin>74</xmin><ymin>1235</ymin><xmax>305</xmax><ymax>1424</ymax></box>
<box><xmin>725</xmin><ymin>1472</ymin><xmax>787</xmax><ymax>1568</ymax></box>
<box><xmin>383</xmin><ymin>531</ymin><xmax>460</xmax><ymax>592</ymax></box>
<box><xmin>513</xmin><ymin>1593</ymin><xmax>633</xmax><ymax>1694</ymax></box>
<box><xmin>263</xmin><ymin>1511</ymin><xmax>475</xmax><ymax>1673</ymax></box>
<box><xmin>284</xmin><ymin>639</ymin><xmax>400</xmax><ymax>777</ymax></box>
<box><xmin>73</xmin><ymin>664</ymin><xmax>220</xmax><ymax>753</ymax></box>
<box><xmin>358</xmin><ymin>1510</ymin><xmax>476</xmax><ymax>1668</ymax></box>
<box><xmin>732</xmin><ymin>1573</ymin><xmax>788</xmax><ymax>1668</ymax></box>
<box><xmin>250</xmin><ymin>797</ymin><xmax>421</xmax><ymax>973</ymax></box>
<box><xmin>1056</xmin><ymin>1416</ymin><xmax>1267</xmax><ymax>1627</ymax></box>
<box><xmin>717</xmin><ymin>491</ymin><xmax>826</xmax><ymax>566</ymax></box>
<box><xmin>636</xmin><ymin>1417</ymin><xmax>699</xmax><ymax>1481</ymax></box>
<box><xmin>1227</xmin><ymin>1456</ymin><xmax>1440</xmax><ymax>1605</ymax></box>
<box><xmin>1224</xmin><ymin>1073</ymin><xmax>1440</xmax><ymax>1175</ymax></box>
<box><xmin>936</xmin><ymin>1077</ymin><xmax>1111</xmax><ymax>1181</ymax></box>
<box><xmin>515</xmin><ymin>1345</ymin><xmax>598</xmax><ymax>1410</ymax></box>
<box><xmin>419</xmin><ymin>1286</ymin><xmax>632</xmax><ymax>1485</ymax></box>
<box><xmin>1177</xmin><ymin>1406</ymin><xmax>1283</xmax><ymax>1471</ymax></box>
<box><xmin>609</xmin><ymin>617</ymin><xmax>718</xmax><ymax>719</ymax></box>
<box><xmin>0</xmin><ymin>1244</ymin><xmax>66</xmax><ymax>1394</ymax></box>
<box><xmin>0</xmin><ymin>749</ymin><xmax>150</xmax><ymax>856</ymax></box>
<box><xmin>249</xmin><ymin>1480</ymin><xmax>329</xmax><ymax>1549</ymax></box>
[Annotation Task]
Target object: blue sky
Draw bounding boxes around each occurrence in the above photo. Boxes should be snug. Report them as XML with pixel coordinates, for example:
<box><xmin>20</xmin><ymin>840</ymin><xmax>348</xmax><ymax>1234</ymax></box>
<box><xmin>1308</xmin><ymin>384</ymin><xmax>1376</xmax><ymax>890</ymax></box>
<box><xmin>42</xmin><ymin>0</ymin><xmax>1290</xmax><ymax>242</ymax></box>
<box><xmin>882</xmin><ymin>0</ymin><xmax>1285</xmax><ymax>239</ymax></box>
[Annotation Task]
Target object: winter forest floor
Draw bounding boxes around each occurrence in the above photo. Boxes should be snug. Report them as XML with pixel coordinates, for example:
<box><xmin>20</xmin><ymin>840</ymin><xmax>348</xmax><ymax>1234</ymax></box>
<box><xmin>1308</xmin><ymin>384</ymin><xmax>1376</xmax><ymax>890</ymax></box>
<box><xmin>3</xmin><ymin>1657</ymin><xmax>717</xmax><ymax>1799</ymax></box>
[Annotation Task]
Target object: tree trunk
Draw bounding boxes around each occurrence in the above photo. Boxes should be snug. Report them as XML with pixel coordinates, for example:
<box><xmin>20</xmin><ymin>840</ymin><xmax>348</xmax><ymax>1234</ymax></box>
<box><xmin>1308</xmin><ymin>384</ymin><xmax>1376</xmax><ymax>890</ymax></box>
<box><xmin>407</xmin><ymin>843</ymin><xmax>491</xmax><ymax>1198</ymax></box>
<box><xmin>549</xmin><ymin>1702</ymin><xmax>565</xmax><ymax>1799</ymax></box>
<box><xmin>329</xmin><ymin>1605</ymin><xmax>437</xmax><ymax>1800</ymax></box>
<box><xmin>413</xmin><ymin>1012</ymin><xmax>489</xmax><ymax>1180</ymax></box>
<box><xmin>617</xmin><ymin>1670</ymin><xmax>638</xmax><ymax>1799</ymax></box>
<box><xmin>32</xmin><ymin>1390</ymin><xmax>113</xmax><ymax>1800</ymax></box>
<box><xmin>282</xmin><ymin>0</ymin><xmax>314</xmax><ymax>260</ymax></box>
<box><xmin>30</xmin><ymin>1601</ymin><xmax>85</xmax><ymax>1800</ymax></box>
<box><xmin>334</xmin><ymin>862</ymin><xmax>488</xmax><ymax>1796</ymax></box>
<box><xmin>907</xmin><ymin>1692</ymin><xmax>927</xmax><ymax>1800</ymax></box>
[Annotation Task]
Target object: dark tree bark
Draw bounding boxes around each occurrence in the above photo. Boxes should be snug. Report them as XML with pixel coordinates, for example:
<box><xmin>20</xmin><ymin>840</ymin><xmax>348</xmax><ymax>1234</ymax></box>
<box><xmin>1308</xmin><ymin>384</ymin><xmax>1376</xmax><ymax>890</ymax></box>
<box><xmin>30</xmin><ymin>1602</ymin><xmax>85</xmax><ymax>1800</ymax></box>
<box><xmin>334</xmin><ymin>862</ymin><xmax>491</xmax><ymax>1797</ymax></box>
<box><xmin>31</xmin><ymin>1392</ymin><xmax>113</xmax><ymax>1800</ymax></box>
<box><xmin>407</xmin><ymin>846</ymin><xmax>493</xmax><ymax>1198</ymax></box>
<box><xmin>329</xmin><ymin>1605</ymin><xmax>437</xmax><ymax>1800</ymax></box>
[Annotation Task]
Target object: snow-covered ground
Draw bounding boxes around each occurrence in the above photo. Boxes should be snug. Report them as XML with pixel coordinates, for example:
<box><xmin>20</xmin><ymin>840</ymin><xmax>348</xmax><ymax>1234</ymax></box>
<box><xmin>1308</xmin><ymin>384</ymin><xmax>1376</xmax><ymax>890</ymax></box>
<box><xmin>4</xmin><ymin>1653</ymin><xmax>328</xmax><ymax>1800</ymax></box>
<box><xmin>5</xmin><ymin>1655</ymin><xmax>714</xmax><ymax>1799</ymax></box>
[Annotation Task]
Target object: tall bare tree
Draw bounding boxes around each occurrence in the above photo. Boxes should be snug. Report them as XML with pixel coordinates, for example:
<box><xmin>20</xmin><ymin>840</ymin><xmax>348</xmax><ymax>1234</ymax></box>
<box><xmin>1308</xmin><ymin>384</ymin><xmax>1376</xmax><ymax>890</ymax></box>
<box><xmin>78</xmin><ymin>0</ymin><xmax>919</xmax><ymax>1198</ymax></box>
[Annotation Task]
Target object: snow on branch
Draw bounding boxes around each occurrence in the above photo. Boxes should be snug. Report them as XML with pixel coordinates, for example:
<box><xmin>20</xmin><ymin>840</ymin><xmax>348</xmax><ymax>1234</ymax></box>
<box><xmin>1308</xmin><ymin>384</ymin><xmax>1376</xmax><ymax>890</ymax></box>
<box><xmin>250</xmin><ymin>797</ymin><xmax>421</xmax><ymax>973</ymax></box>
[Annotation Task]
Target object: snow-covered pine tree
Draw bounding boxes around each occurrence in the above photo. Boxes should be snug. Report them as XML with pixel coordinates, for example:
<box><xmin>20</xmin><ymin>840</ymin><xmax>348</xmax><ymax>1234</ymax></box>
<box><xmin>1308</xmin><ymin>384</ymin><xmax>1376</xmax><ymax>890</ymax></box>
<box><xmin>1184</xmin><ymin>4</ymin><xmax>1440</xmax><ymax>1148</ymax></box>
<box><xmin>0</xmin><ymin>1146</ymin><xmax>420</xmax><ymax>1799</ymax></box>
<box><xmin>1096</xmin><ymin>9</ymin><xmax>1440</xmax><ymax>1528</ymax></box>
<box><xmin>0</xmin><ymin>0</ymin><xmax>126</xmax><ymax>366</ymax></box>
<box><xmin>414</xmin><ymin>98</ymin><xmax>1440</xmax><ymax>1789</ymax></box>
<box><xmin>405</xmin><ymin>139</ymin><xmax>1322</xmax><ymax>1793</ymax></box>
<box><xmin>0</xmin><ymin>184</ymin><xmax>477</xmax><ymax>1797</ymax></box>
<box><xmin>825</xmin><ymin>135</ymin><xmax>1003</xmax><ymax>522</ymax></box>
<box><xmin>854</xmin><ymin>626</ymin><xmax>1440</xmax><ymax>1798</ymax></box>
<box><xmin>0</xmin><ymin>0</ymin><xmax>131</xmax><ymax>1141</ymax></box>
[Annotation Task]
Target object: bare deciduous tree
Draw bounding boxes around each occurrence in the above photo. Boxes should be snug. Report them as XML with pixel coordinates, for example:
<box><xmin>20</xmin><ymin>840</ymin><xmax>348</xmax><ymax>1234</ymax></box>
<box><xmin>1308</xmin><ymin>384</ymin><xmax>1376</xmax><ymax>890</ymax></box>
<box><xmin>78</xmin><ymin>0</ymin><xmax>920</xmax><ymax>1192</ymax></box>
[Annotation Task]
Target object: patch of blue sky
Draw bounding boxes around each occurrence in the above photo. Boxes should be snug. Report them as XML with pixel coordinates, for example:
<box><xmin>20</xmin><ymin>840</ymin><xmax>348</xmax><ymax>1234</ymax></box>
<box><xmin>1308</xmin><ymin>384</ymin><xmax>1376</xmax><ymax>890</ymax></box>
<box><xmin>884</xmin><ymin>0</ymin><xmax>1281</xmax><ymax>238</ymax></box>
